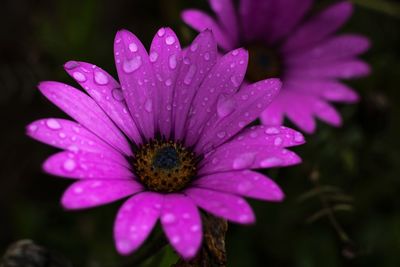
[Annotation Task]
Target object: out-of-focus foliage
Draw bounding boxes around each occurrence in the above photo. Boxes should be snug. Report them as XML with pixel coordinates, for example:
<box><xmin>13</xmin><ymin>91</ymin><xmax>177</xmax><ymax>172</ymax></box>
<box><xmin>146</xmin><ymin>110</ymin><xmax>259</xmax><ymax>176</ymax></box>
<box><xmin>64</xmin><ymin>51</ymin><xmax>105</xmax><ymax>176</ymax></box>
<box><xmin>1</xmin><ymin>0</ymin><xmax>399</xmax><ymax>266</ymax></box>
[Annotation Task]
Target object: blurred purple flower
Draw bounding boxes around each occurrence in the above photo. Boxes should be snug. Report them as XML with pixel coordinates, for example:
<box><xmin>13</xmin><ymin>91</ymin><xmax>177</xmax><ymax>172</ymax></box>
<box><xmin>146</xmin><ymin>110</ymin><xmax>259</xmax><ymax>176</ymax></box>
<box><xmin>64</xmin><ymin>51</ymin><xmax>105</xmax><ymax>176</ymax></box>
<box><xmin>182</xmin><ymin>0</ymin><xmax>371</xmax><ymax>133</ymax></box>
<box><xmin>26</xmin><ymin>28</ymin><xmax>304</xmax><ymax>259</ymax></box>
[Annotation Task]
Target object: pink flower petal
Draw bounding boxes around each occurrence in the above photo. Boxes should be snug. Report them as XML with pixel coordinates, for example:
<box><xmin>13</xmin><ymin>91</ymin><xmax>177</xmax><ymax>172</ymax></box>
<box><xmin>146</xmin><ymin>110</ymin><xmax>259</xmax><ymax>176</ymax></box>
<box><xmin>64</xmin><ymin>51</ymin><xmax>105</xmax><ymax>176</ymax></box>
<box><xmin>267</xmin><ymin>0</ymin><xmax>313</xmax><ymax>44</ymax></box>
<box><xmin>26</xmin><ymin>118</ymin><xmax>119</xmax><ymax>156</ymax></box>
<box><xmin>185</xmin><ymin>187</ymin><xmax>255</xmax><ymax>224</ymax></box>
<box><xmin>282</xmin><ymin>2</ymin><xmax>353</xmax><ymax>52</ymax></box>
<box><xmin>196</xmin><ymin>78</ymin><xmax>281</xmax><ymax>154</ymax></box>
<box><xmin>285</xmin><ymin>60</ymin><xmax>371</xmax><ymax>79</ymax></box>
<box><xmin>62</xmin><ymin>180</ymin><xmax>143</xmax><ymax>209</ymax></box>
<box><xmin>182</xmin><ymin>9</ymin><xmax>234</xmax><ymax>50</ymax></box>
<box><xmin>64</xmin><ymin>61</ymin><xmax>142</xmax><ymax>145</ymax></box>
<box><xmin>43</xmin><ymin>151</ymin><xmax>133</xmax><ymax>179</ymax></box>
<box><xmin>38</xmin><ymin>81</ymin><xmax>131</xmax><ymax>156</ymax></box>
<box><xmin>284</xmin><ymin>79</ymin><xmax>359</xmax><ymax>103</ymax></box>
<box><xmin>114</xmin><ymin>192</ymin><xmax>162</xmax><ymax>255</ymax></box>
<box><xmin>161</xmin><ymin>194</ymin><xmax>202</xmax><ymax>259</ymax></box>
<box><xmin>200</xmin><ymin>146</ymin><xmax>302</xmax><ymax>175</ymax></box>
<box><xmin>149</xmin><ymin>28</ymin><xmax>182</xmax><ymax>139</ymax></box>
<box><xmin>114</xmin><ymin>29</ymin><xmax>157</xmax><ymax>139</ymax></box>
<box><xmin>312</xmin><ymin>99</ymin><xmax>342</xmax><ymax>126</ymax></box>
<box><xmin>172</xmin><ymin>30</ymin><xmax>217</xmax><ymax>140</ymax></box>
<box><xmin>185</xmin><ymin>48</ymin><xmax>248</xmax><ymax>147</ymax></box>
<box><xmin>193</xmin><ymin>170</ymin><xmax>284</xmax><ymax>201</ymax></box>
<box><xmin>286</xmin><ymin>34</ymin><xmax>371</xmax><ymax>67</ymax></box>
<box><xmin>260</xmin><ymin>97</ymin><xmax>285</xmax><ymax>126</ymax></box>
<box><xmin>208</xmin><ymin>0</ymin><xmax>239</xmax><ymax>44</ymax></box>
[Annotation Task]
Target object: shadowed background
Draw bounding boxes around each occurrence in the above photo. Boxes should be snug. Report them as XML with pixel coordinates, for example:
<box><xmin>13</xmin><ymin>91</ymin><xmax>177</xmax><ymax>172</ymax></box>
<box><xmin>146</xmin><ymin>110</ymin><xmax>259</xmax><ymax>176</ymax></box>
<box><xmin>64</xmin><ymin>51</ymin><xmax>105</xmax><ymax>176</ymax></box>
<box><xmin>1</xmin><ymin>0</ymin><xmax>399</xmax><ymax>266</ymax></box>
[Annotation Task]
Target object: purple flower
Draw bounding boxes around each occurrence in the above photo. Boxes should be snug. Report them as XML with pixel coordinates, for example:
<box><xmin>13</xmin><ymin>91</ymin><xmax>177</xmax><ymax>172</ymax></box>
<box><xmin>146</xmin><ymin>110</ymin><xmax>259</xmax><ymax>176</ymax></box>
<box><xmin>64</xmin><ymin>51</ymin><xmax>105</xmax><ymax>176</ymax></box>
<box><xmin>26</xmin><ymin>28</ymin><xmax>304</xmax><ymax>259</ymax></box>
<box><xmin>182</xmin><ymin>0</ymin><xmax>371</xmax><ymax>133</ymax></box>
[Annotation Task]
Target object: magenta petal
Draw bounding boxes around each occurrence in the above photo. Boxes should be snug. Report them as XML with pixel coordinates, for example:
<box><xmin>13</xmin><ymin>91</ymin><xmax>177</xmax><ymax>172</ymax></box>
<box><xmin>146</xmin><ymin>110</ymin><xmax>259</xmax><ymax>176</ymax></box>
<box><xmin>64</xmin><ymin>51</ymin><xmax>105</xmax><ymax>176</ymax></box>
<box><xmin>114</xmin><ymin>192</ymin><xmax>162</xmax><ymax>255</ymax></box>
<box><xmin>267</xmin><ymin>0</ymin><xmax>313</xmax><ymax>44</ymax></box>
<box><xmin>64</xmin><ymin>61</ymin><xmax>142</xmax><ymax>145</ymax></box>
<box><xmin>260</xmin><ymin>98</ymin><xmax>285</xmax><ymax>126</ymax></box>
<box><xmin>194</xmin><ymin>170</ymin><xmax>284</xmax><ymax>201</ymax></box>
<box><xmin>282</xmin><ymin>91</ymin><xmax>317</xmax><ymax>133</ymax></box>
<box><xmin>208</xmin><ymin>0</ymin><xmax>239</xmax><ymax>44</ymax></box>
<box><xmin>286</xmin><ymin>34</ymin><xmax>370</xmax><ymax>67</ymax></box>
<box><xmin>313</xmin><ymin>100</ymin><xmax>342</xmax><ymax>126</ymax></box>
<box><xmin>286</xmin><ymin>60</ymin><xmax>371</xmax><ymax>79</ymax></box>
<box><xmin>62</xmin><ymin>180</ymin><xmax>143</xmax><ymax>209</ymax></box>
<box><xmin>196</xmin><ymin>78</ymin><xmax>281</xmax><ymax>154</ymax></box>
<box><xmin>285</xmin><ymin>79</ymin><xmax>359</xmax><ymax>103</ymax></box>
<box><xmin>161</xmin><ymin>194</ymin><xmax>202</xmax><ymax>259</ymax></box>
<box><xmin>26</xmin><ymin>118</ymin><xmax>118</xmax><ymax>155</ymax></box>
<box><xmin>200</xmin><ymin>145</ymin><xmax>301</xmax><ymax>175</ymax></box>
<box><xmin>185</xmin><ymin>187</ymin><xmax>255</xmax><ymax>224</ymax></box>
<box><xmin>283</xmin><ymin>2</ymin><xmax>353</xmax><ymax>53</ymax></box>
<box><xmin>185</xmin><ymin>48</ymin><xmax>248</xmax><ymax>147</ymax></box>
<box><xmin>150</xmin><ymin>28</ymin><xmax>182</xmax><ymax>139</ymax></box>
<box><xmin>173</xmin><ymin>30</ymin><xmax>217</xmax><ymax>141</ymax></box>
<box><xmin>38</xmin><ymin>81</ymin><xmax>131</xmax><ymax>156</ymax></box>
<box><xmin>43</xmin><ymin>151</ymin><xmax>133</xmax><ymax>179</ymax></box>
<box><xmin>114</xmin><ymin>29</ymin><xmax>156</xmax><ymax>139</ymax></box>
<box><xmin>182</xmin><ymin>9</ymin><xmax>234</xmax><ymax>50</ymax></box>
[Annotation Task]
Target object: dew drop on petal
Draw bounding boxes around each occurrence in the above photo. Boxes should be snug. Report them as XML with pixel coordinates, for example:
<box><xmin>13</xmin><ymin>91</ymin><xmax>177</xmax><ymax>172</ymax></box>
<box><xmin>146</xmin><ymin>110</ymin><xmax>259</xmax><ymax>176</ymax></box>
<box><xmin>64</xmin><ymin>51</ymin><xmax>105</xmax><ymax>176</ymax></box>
<box><xmin>169</xmin><ymin>54</ymin><xmax>177</xmax><ymax>69</ymax></box>
<box><xmin>265</xmin><ymin>127</ymin><xmax>280</xmax><ymax>134</ymax></box>
<box><xmin>165</xmin><ymin>79</ymin><xmax>172</xmax><ymax>86</ymax></box>
<box><xmin>94</xmin><ymin>70</ymin><xmax>109</xmax><ymax>85</ymax></box>
<box><xmin>217</xmin><ymin>95</ymin><xmax>235</xmax><ymax>118</ymax></box>
<box><xmin>112</xmin><ymin>88</ymin><xmax>125</xmax><ymax>101</ymax></box>
<box><xmin>128</xmin><ymin>42</ymin><xmax>138</xmax><ymax>52</ymax></box>
<box><xmin>217</xmin><ymin>131</ymin><xmax>226</xmax><ymax>139</ymax></box>
<box><xmin>230</xmin><ymin>75</ymin><xmax>240</xmax><ymax>87</ymax></box>
<box><xmin>162</xmin><ymin>213</ymin><xmax>176</xmax><ymax>224</ymax></box>
<box><xmin>294</xmin><ymin>132</ymin><xmax>304</xmax><ymax>142</ymax></box>
<box><xmin>149</xmin><ymin>51</ymin><xmax>159</xmax><ymax>62</ymax></box>
<box><xmin>232</xmin><ymin>153</ymin><xmax>255</xmax><ymax>169</ymax></box>
<box><xmin>46</xmin><ymin>119</ymin><xmax>61</xmax><ymax>130</ymax></box>
<box><xmin>123</xmin><ymin>56</ymin><xmax>142</xmax><ymax>73</ymax></box>
<box><xmin>204</xmin><ymin>52</ymin><xmax>210</xmax><ymax>61</ymax></box>
<box><xmin>165</xmin><ymin>36</ymin><xmax>176</xmax><ymax>45</ymax></box>
<box><xmin>157</xmin><ymin>28</ymin><xmax>166</xmax><ymax>37</ymax></box>
<box><xmin>184</xmin><ymin>65</ymin><xmax>197</xmax><ymax>85</ymax></box>
<box><xmin>274</xmin><ymin>137</ymin><xmax>283</xmax><ymax>146</ymax></box>
<box><xmin>63</xmin><ymin>159</ymin><xmax>76</xmax><ymax>172</ymax></box>
<box><xmin>190</xmin><ymin>43</ymin><xmax>198</xmax><ymax>52</ymax></box>
<box><xmin>73</xmin><ymin>72</ymin><xmax>87</xmax><ymax>82</ymax></box>
<box><xmin>260</xmin><ymin>157</ymin><xmax>283</xmax><ymax>167</ymax></box>
<box><xmin>28</xmin><ymin>124</ymin><xmax>38</xmax><ymax>133</ymax></box>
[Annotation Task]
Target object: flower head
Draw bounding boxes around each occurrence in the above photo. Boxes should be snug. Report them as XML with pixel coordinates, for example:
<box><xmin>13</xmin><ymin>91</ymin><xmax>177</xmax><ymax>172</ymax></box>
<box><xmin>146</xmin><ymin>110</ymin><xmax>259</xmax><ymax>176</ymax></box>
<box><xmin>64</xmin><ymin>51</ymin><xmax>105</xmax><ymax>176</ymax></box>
<box><xmin>27</xmin><ymin>28</ymin><xmax>304</xmax><ymax>259</ymax></box>
<box><xmin>182</xmin><ymin>0</ymin><xmax>371</xmax><ymax>133</ymax></box>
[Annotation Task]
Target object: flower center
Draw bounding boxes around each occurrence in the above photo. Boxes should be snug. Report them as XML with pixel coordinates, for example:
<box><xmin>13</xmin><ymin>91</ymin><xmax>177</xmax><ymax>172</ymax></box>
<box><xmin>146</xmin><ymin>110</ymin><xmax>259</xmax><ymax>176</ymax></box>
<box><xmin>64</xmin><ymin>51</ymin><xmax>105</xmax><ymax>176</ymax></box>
<box><xmin>132</xmin><ymin>139</ymin><xmax>197</xmax><ymax>193</ymax></box>
<box><xmin>246</xmin><ymin>43</ymin><xmax>281</xmax><ymax>82</ymax></box>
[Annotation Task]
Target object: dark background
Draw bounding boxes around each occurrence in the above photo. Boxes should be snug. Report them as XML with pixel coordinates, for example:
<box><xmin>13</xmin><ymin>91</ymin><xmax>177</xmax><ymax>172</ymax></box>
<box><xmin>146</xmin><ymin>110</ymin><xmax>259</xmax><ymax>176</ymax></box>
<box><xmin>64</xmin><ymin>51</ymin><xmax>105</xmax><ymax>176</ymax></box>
<box><xmin>1</xmin><ymin>0</ymin><xmax>400</xmax><ymax>266</ymax></box>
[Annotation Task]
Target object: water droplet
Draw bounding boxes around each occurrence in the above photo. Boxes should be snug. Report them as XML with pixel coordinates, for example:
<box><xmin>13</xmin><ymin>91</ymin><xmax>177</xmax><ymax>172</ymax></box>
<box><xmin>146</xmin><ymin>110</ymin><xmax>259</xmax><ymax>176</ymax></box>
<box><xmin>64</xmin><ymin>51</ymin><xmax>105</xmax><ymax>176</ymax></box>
<box><xmin>144</xmin><ymin>99</ymin><xmax>153</xmax><ymax>112</ymax></box>
<box><xmin>162</xmin><ymin>213</ymin><xmax>176</xmax><ymax>224</ymax></box>
<box><xmin>274</xmin><ymin>137</ymin><xmax>283</xmax><ymax>146</ymax></box>
<box><xmin>217</xmin><ymin>131</ymin><xmax>226</xmax><ymax>139</ymax></box>
<box><xmin>169</xmin><ymin>54</ymin><xmax>177</xmax><ymax>69</ymax></box>
<box><xmin>165</xmin><ymin>79</ymin><xmax>172</xmax><ymax>86</ymax></box>
<box><xmin>184</xmin><ymin>65</ymin><xmax>197</xmax><ymax>85</ymax></box>
<box><xmin>128</xmin><ymin>42</ymin><xmax>138</xmax><ymax>52</ymax></box>
<box><xmin>94</xmin><ymin>70</ymin><xmax>109</xmax><ymax>85</ymax></box>
<box><xmin>232</xmin><ymin>50</ymin><xmax>239</xmax><ymax>56</ymax></box>
<box><xmin>233</xmin><ymin>153</ymin><xmax>255</xmax><ymax>169</ymax></box>
<box><xmin>149</xmin><ymin>51</ymin><xmax>158</xmax><ymax>62</ymax></box>
<box><xmin>112</xmin><ymin>88</ymin><xmax>124</xmax><ymax>101</ymax></box>
<box><xmin>46</xmin><ymin>119</ymin><xmax>61</xmax><ymax>130</ymax></box>
<box><xmin>165</xmin><ymin>36</ymin><xmax>175</xmax><ymax>45</ymax></box>
<box><xmin>123</xmin><ymin>56</ymin><xmax>142</xmax><ymax>73</ymax></box>
<box><xmin>74</xmin><ymin>186</ymin><xmax>83</xmax><ymax>194</ymax></box>
<box><xmin>238</xmin><ymin>121</ymin><xmax>246</xmax><ymax>128</ymax></box>
<box><xmin>171</xmin><ymin>235</ymin><xmax>181</xmax><ymax>244</ymax></box>
<box><xmin>157</xmin><ymin>28</ymin><xmax>166</xmax><ymax>37</ymax></box>
<box><xmin>58</xmin><ymin>132</ymin><xmax>66</xmax><ymax>139</ymax></box>
<box><xmin>190</xmin><ymin>43</ymin><xmax>198</xmax><ymax>52</ymax></box>
<box><xmin>204</xmin><ymin>52</ymin><xmax>210</xmax><ymax>61</ymax></box>
<box><xmin>28</xmin><ymin>124</ymin><xmax>38</xmax><ymax>132</ymax></box>
<box><xmin>260</xmin><ymin>157</ymin><xmax>283</xmax><ymax>167</ymax></box>
<box><xmin>73</xmin><ymin>72</ymin><xmax>87</xmax><ymax>82</ymax></box>
<box><xmin>237</xmin><ymin>181</ymin><xmax>253</xmax><ymax>193</ymax></box>
<box><xmin>265</xmin><ymin>127</ymin><xmax>280</xmax><ymax>134</ymax></box>
<box><xmin>64</xmin><ymin>61</ymin><xmax>79</xmax><ymax>70</ymax></box>
<box><xmin>217</xmin><ymin>95</ymin><xmax>235</xmax><ymax>118</ymax></box>
<box><xmin>63</xmin><ymin>159</ymin><xmax>76</xmax><ymax>172</ymax></box>
<box><xmin>190</xmin><ymin>224</ymin><xmax>200</xmax><ymax>232</ymax></box>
